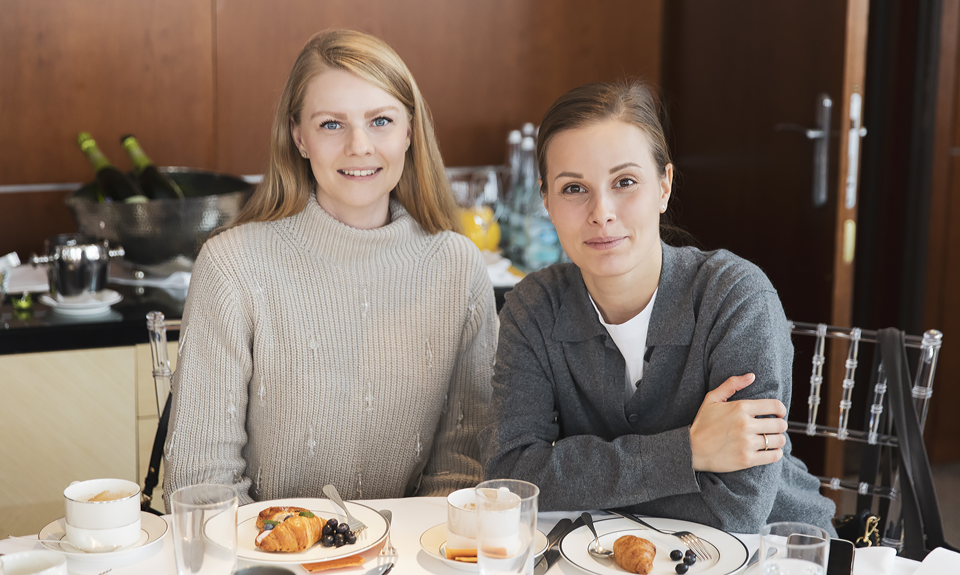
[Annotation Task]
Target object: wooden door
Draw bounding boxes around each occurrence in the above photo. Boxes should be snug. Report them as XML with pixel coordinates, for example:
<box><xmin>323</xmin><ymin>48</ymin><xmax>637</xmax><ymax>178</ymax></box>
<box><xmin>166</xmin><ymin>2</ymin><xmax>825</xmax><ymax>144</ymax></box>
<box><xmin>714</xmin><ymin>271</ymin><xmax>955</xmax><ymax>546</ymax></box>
<box><xmin>661</xmin><ymin>1</ymin><xmax>870</xmax><ymax>481</ymax></box>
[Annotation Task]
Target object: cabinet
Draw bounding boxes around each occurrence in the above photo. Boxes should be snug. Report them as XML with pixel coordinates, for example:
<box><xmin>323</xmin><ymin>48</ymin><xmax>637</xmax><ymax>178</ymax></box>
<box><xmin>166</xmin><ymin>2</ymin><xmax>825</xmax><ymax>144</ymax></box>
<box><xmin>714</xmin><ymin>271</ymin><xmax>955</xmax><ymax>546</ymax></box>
<box><xmin>0</xmin><ymin>341</ymin><xmax>177</xmax><ymax>537</ymax></box>
<box><xmin>0</xmin><ymin>347</ymin><xmax>135</xmax><ymax>537</ymax></box>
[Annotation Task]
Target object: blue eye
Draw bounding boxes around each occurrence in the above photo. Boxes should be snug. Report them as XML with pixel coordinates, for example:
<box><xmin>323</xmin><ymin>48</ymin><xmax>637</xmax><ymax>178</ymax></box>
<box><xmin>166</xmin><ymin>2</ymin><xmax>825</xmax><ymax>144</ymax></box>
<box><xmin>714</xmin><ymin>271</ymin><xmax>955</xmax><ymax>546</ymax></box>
<box><xmin>320</xmin><ymin>121</ymin><xmax>341</xmax><ymax>130</ymax></box>
<box><xmin>372</xmin><ymin>117</ymin><xmax>392</xmax><ymax>127</ymax></box>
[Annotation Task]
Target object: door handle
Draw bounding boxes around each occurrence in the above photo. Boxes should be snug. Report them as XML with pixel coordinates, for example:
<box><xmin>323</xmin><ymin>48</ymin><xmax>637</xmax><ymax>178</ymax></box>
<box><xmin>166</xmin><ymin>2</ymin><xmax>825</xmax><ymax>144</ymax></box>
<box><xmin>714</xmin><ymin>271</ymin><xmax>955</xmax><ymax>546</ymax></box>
<box><xmin>775</xmin><ymin>93</ymin><xmax>833</xmax><ymax>208</ymax></box>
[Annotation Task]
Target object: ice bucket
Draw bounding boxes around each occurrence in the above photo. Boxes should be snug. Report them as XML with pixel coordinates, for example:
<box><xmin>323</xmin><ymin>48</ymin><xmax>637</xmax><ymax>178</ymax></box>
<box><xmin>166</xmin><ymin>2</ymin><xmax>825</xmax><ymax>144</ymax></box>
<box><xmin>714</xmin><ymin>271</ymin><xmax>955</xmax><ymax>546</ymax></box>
<box><xmin>65</xmin><ymin>167</ymin><xmax>253</xmax><ymax>276</ymax></box>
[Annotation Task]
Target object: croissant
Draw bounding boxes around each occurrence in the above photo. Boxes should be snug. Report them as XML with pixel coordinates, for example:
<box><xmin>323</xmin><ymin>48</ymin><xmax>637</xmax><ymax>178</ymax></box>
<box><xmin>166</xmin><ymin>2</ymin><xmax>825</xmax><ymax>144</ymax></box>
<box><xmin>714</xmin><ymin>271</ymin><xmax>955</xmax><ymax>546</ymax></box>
<box><xmin>613</xmin><ymin>535</ymin><xmax>656</xmax><ymax>575</ymax></box>
<box><xmin>255</xmin><ymin>506</ymin><xmax>326</xmax><ymax>553</ymax></box>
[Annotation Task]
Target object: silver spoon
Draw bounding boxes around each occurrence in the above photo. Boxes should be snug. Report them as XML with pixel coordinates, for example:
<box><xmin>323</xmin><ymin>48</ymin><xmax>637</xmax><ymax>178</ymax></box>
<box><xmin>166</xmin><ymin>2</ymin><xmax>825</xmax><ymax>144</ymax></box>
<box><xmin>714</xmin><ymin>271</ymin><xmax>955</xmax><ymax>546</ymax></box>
<box><xmin>8</xmin><ymin>536</ymin><xmax>121</xmax><ymax>553</ymax></box>
<box><xmin>580</xmin><ymin>512</ymin><xmax>614</xmax><ymax>560</ymax></box>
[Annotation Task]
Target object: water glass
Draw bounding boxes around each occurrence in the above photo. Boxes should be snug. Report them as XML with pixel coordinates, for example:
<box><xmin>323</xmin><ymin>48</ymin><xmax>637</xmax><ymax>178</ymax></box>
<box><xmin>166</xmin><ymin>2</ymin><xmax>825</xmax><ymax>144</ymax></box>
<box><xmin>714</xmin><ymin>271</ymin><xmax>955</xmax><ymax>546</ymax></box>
<box><xmin>760</xmin><ymin>522</ymin><xmax>830</xmax><ymax>575</ymax></box>
<box><xmin>172</xmin><ymin>484</ymin><xmax>238</xmax><ymax>575</ymax></box>
<box><xmin>475</xmin><ymin>479</ymin><xmax>539</xmax><ymax>575</ymax></box>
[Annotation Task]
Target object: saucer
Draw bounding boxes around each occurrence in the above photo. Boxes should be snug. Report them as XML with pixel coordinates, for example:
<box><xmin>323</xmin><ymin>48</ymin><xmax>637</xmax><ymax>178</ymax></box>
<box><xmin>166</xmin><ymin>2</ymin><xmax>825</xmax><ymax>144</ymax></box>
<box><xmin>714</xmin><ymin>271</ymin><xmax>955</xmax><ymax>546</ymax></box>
<box><xmin>39</xmin><ymin>289</ymin><xmax>123</xmax><ymax>316</ymax></box>
<box><xmin>38</xmin><ymin>512</ymin><xmax>167</xmax><ymax>563</ymax></box>
<box><xmin>420</xmin><ymin>523</ymin><xmax>548</xmax><ymax>572</ymax></box>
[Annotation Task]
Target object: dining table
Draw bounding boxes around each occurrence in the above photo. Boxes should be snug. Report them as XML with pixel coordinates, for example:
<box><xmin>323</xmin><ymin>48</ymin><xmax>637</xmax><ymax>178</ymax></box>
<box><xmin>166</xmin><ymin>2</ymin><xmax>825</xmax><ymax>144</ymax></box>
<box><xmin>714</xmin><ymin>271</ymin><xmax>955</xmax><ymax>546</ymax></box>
<box><xmin>0</xmin><ymin>496</ymin><xmax>927</xmax><ymax>575</ymax></box>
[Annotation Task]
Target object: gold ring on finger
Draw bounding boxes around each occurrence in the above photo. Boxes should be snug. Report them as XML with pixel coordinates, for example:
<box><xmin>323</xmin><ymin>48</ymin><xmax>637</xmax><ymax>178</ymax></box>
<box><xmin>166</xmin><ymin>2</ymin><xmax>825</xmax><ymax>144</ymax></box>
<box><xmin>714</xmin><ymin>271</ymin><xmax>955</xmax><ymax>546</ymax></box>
<box><xmin>763</xmin><ymin>433</ymin><xmax>771</xmax><ymax>451</ymax></box>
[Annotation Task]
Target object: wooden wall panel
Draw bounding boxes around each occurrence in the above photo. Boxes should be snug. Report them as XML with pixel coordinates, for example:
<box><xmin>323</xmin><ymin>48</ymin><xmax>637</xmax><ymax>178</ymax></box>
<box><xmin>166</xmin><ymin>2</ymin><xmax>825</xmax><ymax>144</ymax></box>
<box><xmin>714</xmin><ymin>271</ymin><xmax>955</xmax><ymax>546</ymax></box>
<box><xmin>923</xmin><ymin>0</ymin><xmax>960</xmax><ymax>463</ymax></box>
<box><xmin>214</xmin><ymin>0</ymin><xmax>664</xmax><ymax>175</ymax></box>
<box><xmin>0</xmin><ymin>0</ymin><xmax>215</xmax><ymax>258</ymax></box>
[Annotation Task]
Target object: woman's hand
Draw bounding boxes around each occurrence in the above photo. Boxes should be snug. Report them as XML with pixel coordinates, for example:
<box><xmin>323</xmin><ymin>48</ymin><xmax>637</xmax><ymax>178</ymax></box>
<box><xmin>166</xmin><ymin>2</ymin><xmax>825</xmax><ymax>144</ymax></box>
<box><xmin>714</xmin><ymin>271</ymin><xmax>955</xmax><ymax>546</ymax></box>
<box><xmin>689</xmin><ymin>373</ymin><xmax>788</xmax><ymax>473</ymax></box>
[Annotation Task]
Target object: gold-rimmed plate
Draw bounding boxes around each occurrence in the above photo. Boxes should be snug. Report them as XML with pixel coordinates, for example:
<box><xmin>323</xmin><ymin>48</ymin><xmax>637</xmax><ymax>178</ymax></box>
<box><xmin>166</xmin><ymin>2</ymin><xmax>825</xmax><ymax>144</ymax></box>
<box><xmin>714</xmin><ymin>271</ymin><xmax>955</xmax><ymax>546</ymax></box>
<box><xmin>204</xmin><ymin>497</ymin><xmax>388</xmax><ymax>565</ymax></box>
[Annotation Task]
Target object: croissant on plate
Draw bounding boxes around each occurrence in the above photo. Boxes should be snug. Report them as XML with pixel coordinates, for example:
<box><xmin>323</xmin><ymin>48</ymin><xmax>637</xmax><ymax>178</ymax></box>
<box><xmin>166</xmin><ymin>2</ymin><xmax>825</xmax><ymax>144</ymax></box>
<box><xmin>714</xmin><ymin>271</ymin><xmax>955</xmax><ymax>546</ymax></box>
<box><xmin>613</xmin><ymin>535</ymin><xmax>657</xmax><ymax>575</ymax></box>
<box><xmin>255</xmin><ymin>506</ymin><xmax>326</xmax><ymax>553</ymax></box>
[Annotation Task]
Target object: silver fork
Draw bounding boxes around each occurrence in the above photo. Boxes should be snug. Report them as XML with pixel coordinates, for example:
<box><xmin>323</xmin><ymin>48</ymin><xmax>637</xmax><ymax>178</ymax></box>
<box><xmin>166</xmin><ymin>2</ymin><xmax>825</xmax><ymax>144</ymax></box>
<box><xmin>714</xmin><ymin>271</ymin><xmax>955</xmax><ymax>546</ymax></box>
<box><xmin>376</xmin><ymin>510</ymin><xmax>397</xmax><ymax>573</ymax></box>
<box><xmin>607</xmin><ymin>509</ymin><xmax>712</xmax><ymax>561</ymax></box>
<box><xmin>322</xmin><ymin>484</ymin><xmax>368</xmax><ymax>534</ymax></box>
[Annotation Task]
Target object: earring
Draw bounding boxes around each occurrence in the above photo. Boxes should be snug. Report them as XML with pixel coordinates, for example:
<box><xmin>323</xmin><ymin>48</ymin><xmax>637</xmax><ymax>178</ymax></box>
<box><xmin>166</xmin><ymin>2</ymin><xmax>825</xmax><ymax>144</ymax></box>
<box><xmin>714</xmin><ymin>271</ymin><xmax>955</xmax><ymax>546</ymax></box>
<box><xmin>300</xmin><ymin>149</ymin><xmax>308</xmax><ymax>158</ymax></box>
<box><xmin>660</xmin><ymin>204</ymin><xmax>666</xmax><ymax>212</ymax></box>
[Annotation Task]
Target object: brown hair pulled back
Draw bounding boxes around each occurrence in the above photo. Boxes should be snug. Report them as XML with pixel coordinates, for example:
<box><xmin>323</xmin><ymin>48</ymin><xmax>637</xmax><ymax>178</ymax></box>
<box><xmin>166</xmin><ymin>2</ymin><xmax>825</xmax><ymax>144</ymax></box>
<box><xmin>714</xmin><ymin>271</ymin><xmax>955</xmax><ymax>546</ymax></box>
<box><xmin>536</xmin><ymin>80</ymin><xmax>672</xmax><ymax>192</ymax></box>
<box><xmin>535</xmin><ymin>80</ymin><xmax>689</xmax><ymax>244</ymax></box>
<box><xmin>227</xmin><ymin>29</ymin><xmax>457</xmax><ymax>234</ymax></box>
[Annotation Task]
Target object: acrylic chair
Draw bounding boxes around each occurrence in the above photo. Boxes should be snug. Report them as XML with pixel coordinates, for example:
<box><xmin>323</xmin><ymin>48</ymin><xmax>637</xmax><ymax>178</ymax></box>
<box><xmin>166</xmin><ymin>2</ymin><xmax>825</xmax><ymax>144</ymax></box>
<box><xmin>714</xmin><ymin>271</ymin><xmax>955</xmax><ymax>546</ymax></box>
<box><xmin>142</xmin><ymin>311</ymin><xmax>181</xmax><ymax>514</ymax></box>
<box><xmin>786</xmin><ymin>321</ymin><xmax>943</xmax><ymax>552</ymax></box>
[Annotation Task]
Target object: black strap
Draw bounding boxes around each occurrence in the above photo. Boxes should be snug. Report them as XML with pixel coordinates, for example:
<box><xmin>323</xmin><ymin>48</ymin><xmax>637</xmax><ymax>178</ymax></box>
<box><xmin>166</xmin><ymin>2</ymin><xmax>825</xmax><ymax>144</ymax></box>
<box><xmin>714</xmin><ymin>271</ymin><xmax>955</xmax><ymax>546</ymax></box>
<box><xmin>141</xmin><ymin>393</ymin><xmax>171</xmax><ymax>515</ymax></box>
<box><xmin>877</xmin><ymin>328</ymin><xmax>953</xmax><ymax>559</ymax></box>
<box><xmin>855</xmin><ymin>348</ymin><xmax>884</xmax><ymax>517</ymax></box>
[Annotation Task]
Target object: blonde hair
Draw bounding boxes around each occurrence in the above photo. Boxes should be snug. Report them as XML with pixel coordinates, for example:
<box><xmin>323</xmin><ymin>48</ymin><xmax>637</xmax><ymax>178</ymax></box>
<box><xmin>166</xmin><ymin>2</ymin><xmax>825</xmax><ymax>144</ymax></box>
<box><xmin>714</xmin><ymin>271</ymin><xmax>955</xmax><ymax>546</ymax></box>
<box><xmin>229</xmin><ymin>29</ymin><xmax>458</xmax><ymax>234</ymax></box>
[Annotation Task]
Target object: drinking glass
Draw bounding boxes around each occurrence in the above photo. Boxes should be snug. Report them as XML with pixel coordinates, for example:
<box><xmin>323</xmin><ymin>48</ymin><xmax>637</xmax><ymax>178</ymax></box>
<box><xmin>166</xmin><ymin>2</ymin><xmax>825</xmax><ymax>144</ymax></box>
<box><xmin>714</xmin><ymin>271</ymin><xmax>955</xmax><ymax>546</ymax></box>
<box><xmin>760</xmin><ymin>522</ymin><xmax>830</xmax><ymax>575</ymax></box>
<box><xmin>475</xmin><ymin>479</ymin><xmax>539</xmax><ymax>575</ymax></box>
<box><xmin>171</xmin><ymin>484</ymin><xmax>238</xmax><ymax>575</ymax></box>
<box><xmin>447</xmin><ymin>166</ymin><xmax>506</xmax><ymax>252</ymax></box>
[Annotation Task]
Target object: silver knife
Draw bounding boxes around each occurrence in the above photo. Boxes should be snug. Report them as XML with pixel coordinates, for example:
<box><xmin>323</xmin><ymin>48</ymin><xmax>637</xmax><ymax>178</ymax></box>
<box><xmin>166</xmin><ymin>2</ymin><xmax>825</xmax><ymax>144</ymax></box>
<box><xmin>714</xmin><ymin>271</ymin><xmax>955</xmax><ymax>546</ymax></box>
<box><xmin>535</xmin><ymin>517</ymin><xmax>584</xmax><ymax>574</ymax></box>
<box><xmin>534</xmin><ymin>518</ymin><xmax>574</xmax><ymax>575</ymax></box>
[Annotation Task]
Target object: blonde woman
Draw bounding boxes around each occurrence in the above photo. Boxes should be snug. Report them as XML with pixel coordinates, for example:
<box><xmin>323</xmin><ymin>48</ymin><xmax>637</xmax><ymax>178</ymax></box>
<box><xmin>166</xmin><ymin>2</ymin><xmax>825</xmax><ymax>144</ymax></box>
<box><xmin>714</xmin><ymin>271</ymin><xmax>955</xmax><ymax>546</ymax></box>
<box><xmin>163</xmin><ymin>30</ymin><xmax>495</xmax><ymax>507</ymax></box>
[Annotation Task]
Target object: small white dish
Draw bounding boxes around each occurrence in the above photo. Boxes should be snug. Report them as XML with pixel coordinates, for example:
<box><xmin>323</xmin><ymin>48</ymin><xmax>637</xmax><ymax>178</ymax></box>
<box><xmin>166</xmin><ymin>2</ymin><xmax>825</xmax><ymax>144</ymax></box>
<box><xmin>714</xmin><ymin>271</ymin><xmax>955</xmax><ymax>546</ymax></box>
<box><xmin>419</xmin><ymin>523</ymin><xmax>548</xmax><ymax>572</ymax></box>
<box><xmin>37</xmin><ymin>512</ymin><xmax>167</xmax><ymax>563</ymax></box>
<box><xmin>40</xmin><ymin>289</ymin><xmax>122</xmax><ymax>315</ymax></box>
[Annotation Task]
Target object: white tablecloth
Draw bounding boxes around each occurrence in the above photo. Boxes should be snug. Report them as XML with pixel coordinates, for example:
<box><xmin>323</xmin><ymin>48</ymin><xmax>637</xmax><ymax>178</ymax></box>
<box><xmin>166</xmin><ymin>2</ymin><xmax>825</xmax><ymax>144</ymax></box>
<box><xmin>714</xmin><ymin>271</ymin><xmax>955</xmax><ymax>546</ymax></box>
<box><xmin>0</xmin><ymin>497</ymin><xmax>923</xmax><ymax>575</ymax></box>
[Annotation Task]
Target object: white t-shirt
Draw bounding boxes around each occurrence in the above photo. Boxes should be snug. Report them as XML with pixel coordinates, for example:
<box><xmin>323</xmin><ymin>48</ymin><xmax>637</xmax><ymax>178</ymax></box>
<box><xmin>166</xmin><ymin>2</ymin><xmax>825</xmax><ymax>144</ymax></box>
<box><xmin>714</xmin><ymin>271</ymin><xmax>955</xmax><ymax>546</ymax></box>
<box><xmin>589</xmin><ymin>289</ymin><xmax>658</xmax><ymax>403</ymax></box>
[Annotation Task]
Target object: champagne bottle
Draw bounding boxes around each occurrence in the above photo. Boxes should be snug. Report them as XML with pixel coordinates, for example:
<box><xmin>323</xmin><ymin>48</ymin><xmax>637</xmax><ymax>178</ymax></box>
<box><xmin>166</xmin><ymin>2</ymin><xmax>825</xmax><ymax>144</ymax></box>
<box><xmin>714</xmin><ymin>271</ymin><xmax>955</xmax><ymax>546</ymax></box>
<box><xmin>77</xmin><ymin>132</ymin><xmax>148</xmax><ymax>203</ymax></box>
<box><xmin>120</xmin><ymin>134</ymin><xmax>185</xmax><ymax>200</ymax></box>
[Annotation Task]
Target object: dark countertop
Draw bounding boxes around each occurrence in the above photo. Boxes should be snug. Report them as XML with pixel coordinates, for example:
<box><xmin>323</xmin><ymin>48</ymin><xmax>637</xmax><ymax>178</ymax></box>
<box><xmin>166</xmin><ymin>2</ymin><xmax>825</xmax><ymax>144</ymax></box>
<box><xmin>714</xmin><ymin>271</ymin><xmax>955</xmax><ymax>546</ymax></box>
<box><xmin>1</xmin><ymin>284</ymin><xmax>512</xmax><ymax>356</ymax></box>
<box><xmin>0</xmin><ymin>283</ymin><xmax>185</xmax><ymax>355</ymax></box>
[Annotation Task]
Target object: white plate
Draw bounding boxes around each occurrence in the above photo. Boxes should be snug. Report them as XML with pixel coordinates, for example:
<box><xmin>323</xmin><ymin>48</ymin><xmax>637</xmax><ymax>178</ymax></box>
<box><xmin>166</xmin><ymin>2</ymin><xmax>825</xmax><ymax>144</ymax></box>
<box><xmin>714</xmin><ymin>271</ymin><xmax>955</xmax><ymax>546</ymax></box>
<box><xmin>40</xmin><ymin>289</ymin><xmax>123</xmax><ymax>315</ymax></box>
<box><xmin>205</xmin><ymin>497</ymin><xmax>388</xmax><ymax>565</ymax></box>
<box><xmin>419</xmin><ymin>523</ymin><xmax>549</xmax><ymax>572</ymax></box>
<box><xmin>560</xmin><ymin>517</ymin><xmax>748</xmax><ymax>575</ymax></box>
<box><xmin>38</xmin><ymin>512</ymin><xmax>168</xmax><ymax>563</ymax></box>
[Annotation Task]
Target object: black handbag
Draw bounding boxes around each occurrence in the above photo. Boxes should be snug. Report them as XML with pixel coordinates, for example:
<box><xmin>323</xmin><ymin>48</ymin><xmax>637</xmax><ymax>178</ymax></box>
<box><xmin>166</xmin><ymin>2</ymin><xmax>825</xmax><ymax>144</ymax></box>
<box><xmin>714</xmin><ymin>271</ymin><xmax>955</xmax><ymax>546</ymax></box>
<box><xmin>873</xmin><ymin>328</ymin><xmax>956</xmax><ymax>559</ymax></box>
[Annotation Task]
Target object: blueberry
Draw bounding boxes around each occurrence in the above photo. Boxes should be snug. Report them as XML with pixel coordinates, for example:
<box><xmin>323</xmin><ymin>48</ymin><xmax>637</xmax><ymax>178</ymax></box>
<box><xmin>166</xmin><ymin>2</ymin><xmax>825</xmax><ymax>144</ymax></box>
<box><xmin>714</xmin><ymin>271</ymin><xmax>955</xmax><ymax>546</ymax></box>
<box><xmin>263</xmin><ymin>523</ymin><xmax>275</xmax><ymax>531</ymax></box>
<box><xmin>334</xmin><ymin>534</ymin><xmax>345</xmax><ymax>547</ymax></box>
<box><xmin>684</xmin><ymin>549</ymin><xmax>695</xmax><ymax>558</ymax></box>
<box><xmin>321</xmin><ymin>534</ymin><xmax>335</xmax><ymax>547</ymax></box>
<box><xmin>336</xmin><ymin>523</ymin><xmax>350</xmax><ymax>535</ymax></box>
<box><xmin>327</xmin><ymin>518</ymin><xmax>339</xmax><ymax>529</ymax></box>
<box><xmin>683</xmin><ymin>554</ymin><xmax>697</xmax><ymax>566</ymax></box>
<box><xmin>345</xmin><ymin>532</ymin><xmax>357</xmax><ymax>545</ymax></box>
<box><xmin>670</xmin><ymin>549</ymin><xmax>683</xmax><ymax>561</ymax></box>
<box><xmin>675</xmin><ymin>563</ymin><xmax>689</xmax><ymax>574</ymax></box>
<box><xmin>322</xmin><ymin>524</ymin><xmax>333</xmax><ymax>536</ymax></box>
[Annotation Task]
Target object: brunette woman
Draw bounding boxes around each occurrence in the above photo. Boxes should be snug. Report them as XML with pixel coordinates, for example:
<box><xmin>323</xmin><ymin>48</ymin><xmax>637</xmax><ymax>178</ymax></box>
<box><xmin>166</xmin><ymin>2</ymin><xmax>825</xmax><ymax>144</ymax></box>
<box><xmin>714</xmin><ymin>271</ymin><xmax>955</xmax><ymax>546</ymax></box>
<box><xmin>480</xmin><ymin>81</ymin><xmax>835</xmax><ymax>533</ymax></box>
<box><xmin>163</xmin><ymin>29</ymin><xmax>495</xmax><ymax>507</ymax></box>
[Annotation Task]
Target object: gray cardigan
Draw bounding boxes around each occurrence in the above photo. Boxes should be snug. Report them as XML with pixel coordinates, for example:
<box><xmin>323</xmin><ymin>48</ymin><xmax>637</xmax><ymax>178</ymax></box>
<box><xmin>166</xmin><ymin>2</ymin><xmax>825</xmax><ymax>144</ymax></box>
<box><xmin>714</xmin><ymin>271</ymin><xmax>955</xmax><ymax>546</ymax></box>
<box><xmin>480</xmin><ymin>243</ymin><xmax>836</xmax><ymax>534</ymax></box>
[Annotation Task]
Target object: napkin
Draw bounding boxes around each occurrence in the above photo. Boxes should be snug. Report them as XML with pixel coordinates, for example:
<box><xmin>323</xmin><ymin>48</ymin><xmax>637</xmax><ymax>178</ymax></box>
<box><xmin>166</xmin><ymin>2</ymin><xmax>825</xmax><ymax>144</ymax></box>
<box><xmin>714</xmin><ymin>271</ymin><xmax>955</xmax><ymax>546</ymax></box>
<box><xmin>485</xmin><ymin>253</ymin><xmax>523</xmax><ymax>287</ymax></box>
<box><xmin>7</xmin><ymin>264</ymin><xmax>49</xmax><ymax>293</ymax></box>
<box><xmin>853</xmin><ymin>546</ymin><xmax>897</xmax><ymax>575</ymax></box>
<box><xmin>912</xmin><ymin>546</ymin><xmax>960</xmax><ymax>574</ymax></box>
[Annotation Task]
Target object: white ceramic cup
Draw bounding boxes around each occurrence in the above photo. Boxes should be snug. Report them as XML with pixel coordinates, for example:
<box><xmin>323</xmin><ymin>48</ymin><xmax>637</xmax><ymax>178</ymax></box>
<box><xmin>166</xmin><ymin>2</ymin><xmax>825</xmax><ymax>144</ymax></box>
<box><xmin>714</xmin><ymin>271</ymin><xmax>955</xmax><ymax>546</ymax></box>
<box><xmin>447</xmin><ymin>487</ymin><xmax>479</xmax><ymax>550</ymax></box>
<box><xmin>0</xmin><ymin>550</ymin><xmax>68</xmax><ymax>575</ymax></box>
<box><xmin>63</xmin><ymin>478</ymin><xmax>142</xmax><ymax>551</ymax></box>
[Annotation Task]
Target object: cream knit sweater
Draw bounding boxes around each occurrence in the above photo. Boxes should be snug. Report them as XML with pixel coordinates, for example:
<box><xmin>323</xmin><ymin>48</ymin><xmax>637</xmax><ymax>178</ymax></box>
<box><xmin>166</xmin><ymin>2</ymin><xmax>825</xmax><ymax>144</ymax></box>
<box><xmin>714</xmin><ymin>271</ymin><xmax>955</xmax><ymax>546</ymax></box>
<box><xmin>162</xmin><ymin>196</ymin><xmax>495</xmax><ymax>509</ymax></box>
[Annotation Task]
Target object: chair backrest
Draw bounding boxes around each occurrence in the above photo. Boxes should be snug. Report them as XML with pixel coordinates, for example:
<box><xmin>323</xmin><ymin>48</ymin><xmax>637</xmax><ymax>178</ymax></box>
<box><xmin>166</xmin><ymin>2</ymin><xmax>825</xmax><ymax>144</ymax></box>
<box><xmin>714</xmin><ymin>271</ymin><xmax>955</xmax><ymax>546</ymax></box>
<box><xmin>786</xmin><ymin>321</ymin><xmax>943</xmax><ymax>549</ymax></box>
<box><xmin>143</xmin><ymin>311</ymin><xmax>181</xmax><ymax>513</ymax></box>
<box><xmin>146</xmin><ymin>311</ymin><xmax>181</xmax><ymax>418</ymax></box>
